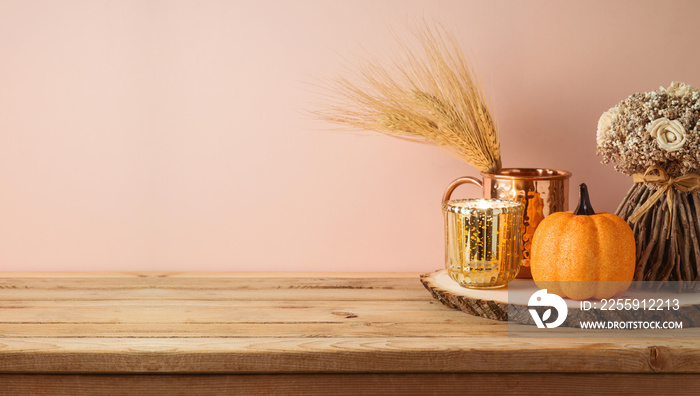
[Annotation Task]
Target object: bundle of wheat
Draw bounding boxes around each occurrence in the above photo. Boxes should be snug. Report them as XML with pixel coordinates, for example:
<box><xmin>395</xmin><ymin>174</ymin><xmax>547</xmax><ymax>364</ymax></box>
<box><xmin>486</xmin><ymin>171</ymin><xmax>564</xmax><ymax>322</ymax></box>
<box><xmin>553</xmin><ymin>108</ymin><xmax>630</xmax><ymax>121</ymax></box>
<box><xmin>313</xmin><ymin>23</ymin><xmax>501</xmax><ymax>174</ymax></box>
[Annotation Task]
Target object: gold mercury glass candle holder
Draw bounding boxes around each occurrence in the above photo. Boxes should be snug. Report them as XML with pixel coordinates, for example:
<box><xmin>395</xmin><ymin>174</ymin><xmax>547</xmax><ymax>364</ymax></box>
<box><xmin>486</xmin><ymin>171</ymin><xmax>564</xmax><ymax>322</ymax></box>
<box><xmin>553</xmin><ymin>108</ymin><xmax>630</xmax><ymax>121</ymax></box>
<box><xmin>443</xmin><ymin>199</ymin><xmax>524</xmax><ymax>289</ymax></box>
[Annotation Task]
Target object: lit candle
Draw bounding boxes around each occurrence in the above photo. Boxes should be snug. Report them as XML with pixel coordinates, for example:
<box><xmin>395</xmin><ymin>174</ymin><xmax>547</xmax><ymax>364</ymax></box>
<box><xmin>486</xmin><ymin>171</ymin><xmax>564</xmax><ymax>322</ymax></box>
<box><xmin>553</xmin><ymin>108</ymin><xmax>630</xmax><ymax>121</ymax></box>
<box><xmin>443</xmin><ymin>198</ymin><xmax>524</xmax><ymax>289</ymax></box>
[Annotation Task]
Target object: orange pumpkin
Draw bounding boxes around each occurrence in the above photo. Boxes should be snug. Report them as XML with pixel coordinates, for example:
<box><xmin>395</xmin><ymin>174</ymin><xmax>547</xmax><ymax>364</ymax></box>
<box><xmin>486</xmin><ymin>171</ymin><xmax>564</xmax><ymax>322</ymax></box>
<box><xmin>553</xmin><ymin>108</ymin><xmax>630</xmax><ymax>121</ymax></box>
<box><xmin>530</xmin><ymin>183</ymin><xmax>635</xmax><ymax>300</ymax></box>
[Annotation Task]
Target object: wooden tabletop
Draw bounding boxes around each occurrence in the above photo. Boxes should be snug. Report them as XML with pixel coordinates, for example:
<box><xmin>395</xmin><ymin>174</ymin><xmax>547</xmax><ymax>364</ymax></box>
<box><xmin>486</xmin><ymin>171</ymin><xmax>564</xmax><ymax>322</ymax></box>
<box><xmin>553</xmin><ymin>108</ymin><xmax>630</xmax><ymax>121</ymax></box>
<box><xmin>0</xmin><ymin>272</ymin><xmax>699</xmax><ymax>395</ymax></box>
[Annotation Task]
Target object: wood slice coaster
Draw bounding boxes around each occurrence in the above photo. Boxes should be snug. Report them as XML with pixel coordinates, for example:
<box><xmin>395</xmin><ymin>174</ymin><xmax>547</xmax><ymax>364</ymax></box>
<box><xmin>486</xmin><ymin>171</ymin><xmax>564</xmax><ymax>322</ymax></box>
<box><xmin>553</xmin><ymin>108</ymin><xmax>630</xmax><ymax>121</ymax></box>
<box><xmin>420</xmin><ymin>270</ymin><xmax>700</xmax><ymax>328</ymax></box>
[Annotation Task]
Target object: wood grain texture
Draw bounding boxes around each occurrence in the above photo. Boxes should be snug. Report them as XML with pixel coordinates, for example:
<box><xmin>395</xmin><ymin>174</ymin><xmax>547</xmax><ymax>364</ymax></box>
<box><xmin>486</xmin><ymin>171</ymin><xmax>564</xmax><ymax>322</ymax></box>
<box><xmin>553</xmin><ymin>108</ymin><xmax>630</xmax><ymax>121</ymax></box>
<box><xmin>0</xmin><ymin>374</ymin><xmax>698</xmax><ymax>396</ymax></box>
<box><xmin>0</xmin><ymin>271</ymin><xmax>699</xmax><ymax>379</ymax></box>
<box><xmin>421</xmin><ymin>270</ymin><xmax>509</xmax><ymax>321</ymax></box>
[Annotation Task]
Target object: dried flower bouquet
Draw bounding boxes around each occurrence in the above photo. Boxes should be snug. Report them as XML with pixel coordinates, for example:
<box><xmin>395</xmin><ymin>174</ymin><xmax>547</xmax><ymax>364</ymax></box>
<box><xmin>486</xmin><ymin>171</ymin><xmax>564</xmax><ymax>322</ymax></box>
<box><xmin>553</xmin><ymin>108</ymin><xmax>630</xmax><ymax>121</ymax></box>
<box><xmin>597</xmin><ymin>82</ymin><xmax>700</xmax><ymax>289</ymax></box>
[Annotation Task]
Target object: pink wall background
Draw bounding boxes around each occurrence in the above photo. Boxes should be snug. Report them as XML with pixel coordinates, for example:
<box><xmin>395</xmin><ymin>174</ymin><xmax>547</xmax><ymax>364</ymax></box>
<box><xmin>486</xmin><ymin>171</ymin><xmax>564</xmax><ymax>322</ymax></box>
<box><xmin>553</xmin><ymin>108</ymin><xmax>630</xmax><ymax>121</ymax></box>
<box><xmin>1</xmin><ymin>0</ymin><xmax>699</xmax><ymax>272</ymax></box>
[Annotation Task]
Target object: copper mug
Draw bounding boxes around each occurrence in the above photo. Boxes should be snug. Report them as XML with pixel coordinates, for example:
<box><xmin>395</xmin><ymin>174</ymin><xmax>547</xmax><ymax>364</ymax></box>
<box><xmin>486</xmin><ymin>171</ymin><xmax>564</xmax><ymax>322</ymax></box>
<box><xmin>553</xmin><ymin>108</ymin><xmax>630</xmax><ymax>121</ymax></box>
<box><xmin>442</xmin><ymin>168</ymin><xmax>572</xmax><ymax>278</ymax></box>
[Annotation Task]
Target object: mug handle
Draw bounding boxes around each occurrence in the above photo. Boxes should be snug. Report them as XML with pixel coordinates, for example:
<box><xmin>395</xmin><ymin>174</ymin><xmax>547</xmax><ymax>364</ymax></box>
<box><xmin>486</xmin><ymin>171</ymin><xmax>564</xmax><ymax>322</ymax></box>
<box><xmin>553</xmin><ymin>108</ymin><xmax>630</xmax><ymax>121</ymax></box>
<box><xmin>442</xmin><ymin>177</ymin><xmax>483</xmax><ymax>205</ymax></box>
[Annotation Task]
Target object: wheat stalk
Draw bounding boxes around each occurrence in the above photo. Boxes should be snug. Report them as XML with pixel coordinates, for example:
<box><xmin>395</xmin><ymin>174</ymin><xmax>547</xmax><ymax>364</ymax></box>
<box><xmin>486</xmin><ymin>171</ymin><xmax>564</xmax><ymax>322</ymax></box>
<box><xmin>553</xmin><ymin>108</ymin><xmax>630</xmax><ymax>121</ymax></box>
<box><xmin>313</xmin><ymin>23</ymin><xmax>501</xmax><ymax>173</ymax></box>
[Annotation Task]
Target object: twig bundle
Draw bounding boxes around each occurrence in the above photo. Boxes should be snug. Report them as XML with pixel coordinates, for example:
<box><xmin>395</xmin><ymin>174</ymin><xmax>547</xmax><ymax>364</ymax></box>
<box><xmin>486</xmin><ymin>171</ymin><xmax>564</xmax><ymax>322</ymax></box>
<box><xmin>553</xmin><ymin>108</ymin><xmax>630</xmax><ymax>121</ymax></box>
<box><xmin>314</xmin><ymin>24</ymin><xmax>502</xmax><ymax>173</ymax></box>
<box><xmin>616</xmin><ymin>185</ymin><xmax>700</xmax><ymax>291</ymax></box>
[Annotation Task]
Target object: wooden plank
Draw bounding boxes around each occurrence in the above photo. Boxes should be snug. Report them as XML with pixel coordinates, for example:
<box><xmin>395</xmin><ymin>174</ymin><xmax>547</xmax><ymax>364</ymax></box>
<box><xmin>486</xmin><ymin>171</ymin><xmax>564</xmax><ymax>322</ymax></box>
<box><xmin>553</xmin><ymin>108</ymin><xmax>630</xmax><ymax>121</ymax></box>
<box><xmin>0</xmin><ymin>272</ymin><xmax>422</xmax><ymax>279</ymax></box>
<box><xmin>2</xmin><ymin>336</ymin><xmax>695</xmax><ymax>354</ymax></box>
<box><xmin>0</xmin><ymin>321</ymin><xmax>509</xmax><ymax>338</ymax></box>
<box><xmin>0</xmin><ymin>373</ymin><xmax>697</xmax><ymax>396</ymax></box>
<box><xmin>0</xmin><ymin>301</ymin><xmax>470</xmax><ymax>324</ymax></box>
<box><xmin>0</xmin><ymin>337</ymin><xmax>698</xmax><ymax>374</ymax></box>
<box><xmin>0</xmin><ymin>276</ymin><xmax>423</xmax><ymax>290</ymax></box>
<box><xmin>0</xmin><ymin>298</ymin><xmax>447</xmax><ymax>309</ymax></box>
<box><xmin>12</xmin><ymin>319</ymin><xmax>688</xmax><ymax>338</ymax></box>
<box><xmin>0</xmin><ymin>287</ymin><xmax>429</xmax><ymax>301</ymax></box>
<box><xmin>1</xmin><ymin>304</ymin><xmax>695</xmax><ymax>337</ymax></box>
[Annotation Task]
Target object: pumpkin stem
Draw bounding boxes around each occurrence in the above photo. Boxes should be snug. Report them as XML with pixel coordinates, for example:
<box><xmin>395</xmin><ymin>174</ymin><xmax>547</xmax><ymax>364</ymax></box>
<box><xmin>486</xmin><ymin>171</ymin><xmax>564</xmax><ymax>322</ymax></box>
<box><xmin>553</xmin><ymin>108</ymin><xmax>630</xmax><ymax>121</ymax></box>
<box><xmin>574</xmin><ymin>183</ymin><xmax>595</xmax><ymax>215</ymax></box>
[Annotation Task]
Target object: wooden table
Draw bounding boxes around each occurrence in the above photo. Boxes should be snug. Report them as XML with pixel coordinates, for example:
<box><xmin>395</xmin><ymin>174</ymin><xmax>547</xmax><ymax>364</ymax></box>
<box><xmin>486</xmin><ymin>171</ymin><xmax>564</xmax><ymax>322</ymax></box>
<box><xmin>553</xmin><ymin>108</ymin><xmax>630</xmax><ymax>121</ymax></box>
<box><xmin>0</xmin><ymin>272</ymin><xmax>698</xmax><ymax>395</ymax></box>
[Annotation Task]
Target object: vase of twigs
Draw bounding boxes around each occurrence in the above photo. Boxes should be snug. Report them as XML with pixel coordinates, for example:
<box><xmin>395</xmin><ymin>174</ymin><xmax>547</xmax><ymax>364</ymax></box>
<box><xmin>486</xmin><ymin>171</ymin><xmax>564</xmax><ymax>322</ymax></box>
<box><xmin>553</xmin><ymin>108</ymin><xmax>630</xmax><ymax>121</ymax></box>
<box><xmin>313</xmin><ymin>23</ymin><xmax>571</xmax><ymax>278</ymax></box>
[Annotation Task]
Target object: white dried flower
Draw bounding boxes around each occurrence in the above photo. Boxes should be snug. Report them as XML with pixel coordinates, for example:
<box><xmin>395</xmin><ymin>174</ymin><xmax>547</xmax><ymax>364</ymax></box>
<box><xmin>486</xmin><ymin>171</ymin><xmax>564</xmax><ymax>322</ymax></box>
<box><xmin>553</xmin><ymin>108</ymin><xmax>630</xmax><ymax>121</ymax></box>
<box><xmin>596</xmin><ymin>105</ymin><xmax>622</xmax><ymax>146</ymax></box>
<box><xmin>647</xmin><ymin>117</ymin><xmax>686</xmax><ymax>152</ymax></box>
<box><xmin>662</xmin><ymin>81</ymin><xmax>699</xmax><ymax>98</ymax></box>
